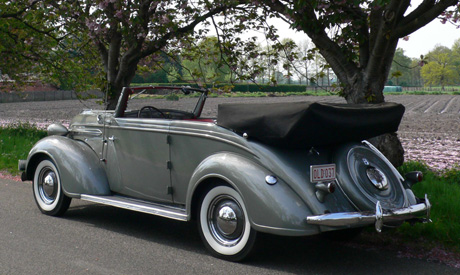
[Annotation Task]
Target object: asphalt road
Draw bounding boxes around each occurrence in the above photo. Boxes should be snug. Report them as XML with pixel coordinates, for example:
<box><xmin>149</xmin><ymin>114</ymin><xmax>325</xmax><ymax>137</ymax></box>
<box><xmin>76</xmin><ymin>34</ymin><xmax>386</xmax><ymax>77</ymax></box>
<box><xmin>1</xmin><ymin>178</ymin><xmax>458</xmax><ymax>274</ymax></box>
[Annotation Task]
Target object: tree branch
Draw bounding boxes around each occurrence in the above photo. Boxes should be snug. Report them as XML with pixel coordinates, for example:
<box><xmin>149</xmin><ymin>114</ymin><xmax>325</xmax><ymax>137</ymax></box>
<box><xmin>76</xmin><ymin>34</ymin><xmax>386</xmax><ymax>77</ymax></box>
<box><xmin>140</xmin><ymin>5</ymin><xmax>229</xmax><ymax>59</ymax></box>
<box><xmin>366</xmin><ymin>0</ymin><xmax>410</xmax><ymax>79</ymax></box>
<box><xmin>0</xmin><ymin>0</ymin><xmax>40</xmax><ymax>18</ymax></box>
<box><xmin>394</xmin><ymin>0</ymin><xmax>459</xmax><ymax>39</ymax></box>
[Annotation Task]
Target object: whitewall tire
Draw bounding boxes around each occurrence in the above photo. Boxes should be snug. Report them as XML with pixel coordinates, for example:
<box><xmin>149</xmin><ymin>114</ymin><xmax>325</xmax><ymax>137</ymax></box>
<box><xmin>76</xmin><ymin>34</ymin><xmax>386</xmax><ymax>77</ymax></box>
<box><xmin>33</xmin><ymin>158</ymin><xmax>71</xmax><ymax>216</ymax></box>
<box><xmin>198</xmin><ymin>185</ymin><xmax>256</xmax><ymax>261</ymax></box>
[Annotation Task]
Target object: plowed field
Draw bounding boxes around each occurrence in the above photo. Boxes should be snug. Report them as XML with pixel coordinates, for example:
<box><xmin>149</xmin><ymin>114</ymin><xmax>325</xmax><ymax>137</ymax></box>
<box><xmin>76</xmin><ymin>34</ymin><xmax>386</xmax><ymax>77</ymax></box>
<box><xmin>1</xmin><ymin>94</ymin><xmax>459</xmax><ymax>170</ymax></box>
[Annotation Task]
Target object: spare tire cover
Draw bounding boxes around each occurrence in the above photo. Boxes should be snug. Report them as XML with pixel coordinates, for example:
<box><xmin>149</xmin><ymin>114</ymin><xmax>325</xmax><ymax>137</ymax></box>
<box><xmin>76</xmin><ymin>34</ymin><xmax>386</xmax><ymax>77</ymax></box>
<box><xmin>335</xmin><ymin>144</ymin><xmax>407</xmax><ymax>211</ymax></box>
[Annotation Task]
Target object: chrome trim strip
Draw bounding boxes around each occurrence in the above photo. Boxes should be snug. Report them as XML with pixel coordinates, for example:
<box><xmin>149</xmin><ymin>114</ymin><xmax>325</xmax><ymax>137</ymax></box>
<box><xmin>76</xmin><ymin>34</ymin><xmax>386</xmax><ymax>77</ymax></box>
<box><xmin>108</xmin><ymin>125</ymin><xmax>170</xmax><ymax>134</ymax></box>
<box><xmin>81</xmin><ymin>194</ymin><xmax>188</xmax><ymax>221</ymax></box>
<box><xmin>306</xmin><ymin>195</ymin><xmax>431</xmax><ymax>229</ymax></box>
<box><xmin>70</xmin><ymin>128</ymin><xmax>103</xmax><ymax>137</ymax></box>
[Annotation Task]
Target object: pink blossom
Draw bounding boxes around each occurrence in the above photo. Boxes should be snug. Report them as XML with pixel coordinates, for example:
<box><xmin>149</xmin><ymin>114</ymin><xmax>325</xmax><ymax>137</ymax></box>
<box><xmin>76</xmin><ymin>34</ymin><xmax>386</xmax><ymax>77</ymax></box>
<box><xmin>180</xmin><ymin>1</ymin><xmax>188</xmax><ymax>9</ymax></box>
<box><xmin>115</xmin><ymin>10</ymin><xmax>123</xmax><ymax>19</ymax></box>
<box><xmin>99</xmin><ymin>1</ymin><xmax>109</xmax><ymax>10</ymax></box>
<box><xmin>161</xmin><ymin>14</ymin><xmax>170</xmax><ymax>24</ymax></box>
<box><xmin>24</xmin><ymin>38</ymin><xmax>34</xmax><ymax>45</ymax></box>
<box><xmin>85</xmin><ymin>19</ymin><xmax>97</xmax><ymax>31</ymax></box>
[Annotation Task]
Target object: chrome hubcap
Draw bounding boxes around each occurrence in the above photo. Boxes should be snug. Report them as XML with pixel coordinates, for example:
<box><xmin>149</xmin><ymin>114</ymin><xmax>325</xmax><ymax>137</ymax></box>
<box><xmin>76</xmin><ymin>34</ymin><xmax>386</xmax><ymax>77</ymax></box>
<box><xmin>217</xmin><ymin>206</ymin><xmax>238</xmax><ymax>235</ymax></box>
<box><xmin>39</xmin><ymin>168</ymin><xmax>58</xmax><ymax>204</ymax></box>
<box><xmin>208</xmin><ymin>196</ymin><xmax>245</xmax><ymax>246</ymax></box>
<box><xmin>366</xmin><ymin>167</ymin><xmax>389</xmax><ymax>190</ymax></box>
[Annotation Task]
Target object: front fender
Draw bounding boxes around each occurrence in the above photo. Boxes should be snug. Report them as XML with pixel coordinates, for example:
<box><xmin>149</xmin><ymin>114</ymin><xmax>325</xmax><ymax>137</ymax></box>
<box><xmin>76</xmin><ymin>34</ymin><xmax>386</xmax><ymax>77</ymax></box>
<box><xmin>187</xmin><ymin>152</ymin><xmax>318</xmax><ymax>236</ymax></box>
<box><xmin>25</xmin><ymin>136</ymin><xmax>110</xmax><ymax>197</ymax></box>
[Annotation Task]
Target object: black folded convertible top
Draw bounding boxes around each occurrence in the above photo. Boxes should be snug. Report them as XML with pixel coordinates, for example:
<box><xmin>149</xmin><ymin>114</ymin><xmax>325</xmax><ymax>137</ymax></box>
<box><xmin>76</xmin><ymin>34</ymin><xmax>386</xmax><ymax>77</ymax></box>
<box><xmin>217</xmin><ymin>102</ymin><xmax>405</xmax><ymax>149</ymax></box>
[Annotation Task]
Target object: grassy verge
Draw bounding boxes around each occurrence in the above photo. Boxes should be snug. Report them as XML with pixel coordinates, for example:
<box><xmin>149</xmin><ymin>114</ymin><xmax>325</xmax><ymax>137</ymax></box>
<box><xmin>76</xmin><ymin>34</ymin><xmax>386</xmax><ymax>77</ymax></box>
<box><xmin>396</xmin><ymin>161</ymin><xmax>460</xmax><ymax>252</ymax></box>
<box><xmin>0</xmin><ymin>123</ymin><xmax>47</xmax><ymax>175</ymax></box>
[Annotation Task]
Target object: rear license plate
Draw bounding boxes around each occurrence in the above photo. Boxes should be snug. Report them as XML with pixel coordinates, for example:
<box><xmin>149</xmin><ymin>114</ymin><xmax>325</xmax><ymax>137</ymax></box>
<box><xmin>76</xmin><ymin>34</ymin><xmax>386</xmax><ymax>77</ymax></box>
<box><xmin>310</xmin><ymin>164</ymin><xmax>336</xmax><ymax>183</ymax></box>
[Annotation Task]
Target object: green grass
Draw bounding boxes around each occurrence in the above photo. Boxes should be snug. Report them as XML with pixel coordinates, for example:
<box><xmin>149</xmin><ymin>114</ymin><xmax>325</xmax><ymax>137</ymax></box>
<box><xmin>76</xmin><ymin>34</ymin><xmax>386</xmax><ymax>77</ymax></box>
<box><xmin>0</xmin><ymin>123</ymin><xmax>47</xmax><ymax>175</ymax></box>
<box><xmin>396</xmin><ymin>161</ymin><xmax>460</xmax><ymax>252</ymax></box>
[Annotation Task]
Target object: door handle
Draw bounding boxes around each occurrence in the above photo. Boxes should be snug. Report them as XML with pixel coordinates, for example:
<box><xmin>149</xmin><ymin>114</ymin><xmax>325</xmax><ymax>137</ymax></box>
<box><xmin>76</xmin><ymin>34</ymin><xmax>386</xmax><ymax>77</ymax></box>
<box><xmin>108</xmin><ymin>136</ymin><xmax>117</xmax><ymax>141</ymax></box>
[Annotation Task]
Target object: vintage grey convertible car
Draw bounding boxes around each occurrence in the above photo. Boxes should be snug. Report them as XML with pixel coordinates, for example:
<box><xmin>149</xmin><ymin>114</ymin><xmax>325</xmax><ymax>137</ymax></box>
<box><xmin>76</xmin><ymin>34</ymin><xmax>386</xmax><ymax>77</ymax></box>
<box><xmin>19</xmin><ymin>86</ymin><xmax>431</xmax><ymax>261</ymax></box>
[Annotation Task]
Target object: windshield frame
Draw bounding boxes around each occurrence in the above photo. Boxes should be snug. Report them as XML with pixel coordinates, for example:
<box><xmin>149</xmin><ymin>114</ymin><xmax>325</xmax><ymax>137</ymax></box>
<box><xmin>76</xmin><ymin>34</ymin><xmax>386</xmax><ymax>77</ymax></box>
<box><xmin>114</xmin><ymin>86</ymin><xmax>209</xmax><ymax>119</ymax></box>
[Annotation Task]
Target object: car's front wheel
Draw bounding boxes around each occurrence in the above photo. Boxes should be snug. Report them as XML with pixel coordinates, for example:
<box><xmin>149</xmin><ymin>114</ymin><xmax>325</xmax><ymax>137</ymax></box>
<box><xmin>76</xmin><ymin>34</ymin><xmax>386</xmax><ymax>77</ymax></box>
<box><xmin>198</xmin><ymin>185</ymin><xmax>256</xmax><ymax>261</ymax></box>
<box><xmin>33</xmin><ymin>158</ymin><xmax>71</xmax><ymax>216</ymax></box>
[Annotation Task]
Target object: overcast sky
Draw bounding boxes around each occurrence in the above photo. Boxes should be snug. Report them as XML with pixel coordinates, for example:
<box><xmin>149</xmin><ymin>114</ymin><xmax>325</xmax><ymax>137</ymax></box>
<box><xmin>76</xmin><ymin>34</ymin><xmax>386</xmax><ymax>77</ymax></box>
<box><xmin>267</xmin><ymin>1</ymin><xmax>460</xmax><ymax>59</ymax></box>
<box><xmin>398</xmin><ymin>19</ymin><xmax>459</xmax><ymax>58</ymax></box>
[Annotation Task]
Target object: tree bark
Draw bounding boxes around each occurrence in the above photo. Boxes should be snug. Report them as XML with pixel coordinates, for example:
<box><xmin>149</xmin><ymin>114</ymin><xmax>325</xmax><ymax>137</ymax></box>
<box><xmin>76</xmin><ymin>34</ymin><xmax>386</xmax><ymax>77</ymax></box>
<box><xmin>368</xmin><ymin>133</ymin><xmax>405</xmax><ymax>167</ymax></box>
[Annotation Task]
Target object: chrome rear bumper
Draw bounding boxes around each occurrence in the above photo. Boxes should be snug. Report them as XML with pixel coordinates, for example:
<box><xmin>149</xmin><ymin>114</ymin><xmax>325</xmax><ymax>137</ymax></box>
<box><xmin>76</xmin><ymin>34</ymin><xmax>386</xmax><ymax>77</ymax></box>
<box><xmin>306</xmin><ymin>194</ymin><xmax>431</xmax><ymax>232</ymax></box>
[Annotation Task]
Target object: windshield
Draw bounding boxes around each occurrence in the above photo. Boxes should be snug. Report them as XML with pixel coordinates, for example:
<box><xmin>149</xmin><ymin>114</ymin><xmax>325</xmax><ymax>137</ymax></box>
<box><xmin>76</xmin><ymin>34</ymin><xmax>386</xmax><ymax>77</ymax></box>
<box><xmin>115</xmin><ymin>86</ymin><xmax>208</xmax><ymax>119</ymax></box>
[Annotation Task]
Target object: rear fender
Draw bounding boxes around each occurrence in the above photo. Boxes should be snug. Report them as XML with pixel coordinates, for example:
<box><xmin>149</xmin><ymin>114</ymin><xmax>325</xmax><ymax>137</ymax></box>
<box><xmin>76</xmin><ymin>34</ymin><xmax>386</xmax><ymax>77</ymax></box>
<box><xmin>25</xmin><ymin>136</ymin><xmax>110</xmax><ymax>197</ymax></box>
<box><xmin>187</xmin><ymin>152</ymin><xmax>318</xmax><ymax>236</ymax></box>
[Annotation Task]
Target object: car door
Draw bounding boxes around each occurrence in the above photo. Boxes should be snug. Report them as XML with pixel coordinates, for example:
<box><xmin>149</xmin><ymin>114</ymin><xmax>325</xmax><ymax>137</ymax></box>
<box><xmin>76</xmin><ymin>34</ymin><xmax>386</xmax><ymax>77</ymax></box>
<box><xmin>104</xmin><ymin>117</ymin><xmax>172</xmax><ymax>203</ymax></box>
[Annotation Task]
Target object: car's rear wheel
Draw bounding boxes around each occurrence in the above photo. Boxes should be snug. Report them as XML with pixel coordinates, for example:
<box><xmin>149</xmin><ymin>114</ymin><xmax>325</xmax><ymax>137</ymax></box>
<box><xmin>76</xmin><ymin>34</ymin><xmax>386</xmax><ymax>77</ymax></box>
<box><xmin>198</xmin><ymin>185</ymin><xmax>256</xmax><ymax>261</ymax></box>
<box><xmin>33</xmin><ymin>158</ymin><xmax>71</xmax><ymax>216</ymax></box>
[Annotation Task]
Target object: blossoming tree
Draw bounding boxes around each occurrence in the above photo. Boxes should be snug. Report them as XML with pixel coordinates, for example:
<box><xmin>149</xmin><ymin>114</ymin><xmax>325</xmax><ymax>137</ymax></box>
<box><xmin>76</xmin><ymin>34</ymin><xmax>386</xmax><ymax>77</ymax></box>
<box><xmin>254</xmin><ymin>0</ymin><xmax>459</xmax><ymax>165</ymax></box>
<box><xmin>41</xmin><ymin>0</ymin><xmax>247</xmax><ymax>108</ymax></box>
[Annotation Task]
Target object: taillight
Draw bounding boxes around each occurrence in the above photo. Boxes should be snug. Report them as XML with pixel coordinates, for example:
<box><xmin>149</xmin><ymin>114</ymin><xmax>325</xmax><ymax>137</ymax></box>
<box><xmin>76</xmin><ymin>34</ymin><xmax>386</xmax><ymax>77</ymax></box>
<box><xmin>315</xmin><ymin>181</ymin><xmax>336</xmax><ymax>202</ymax></box>
<box><xmin>403</xmin><ymin>171</ymin><xmax>423</xmax><ymax>189</ymax></box>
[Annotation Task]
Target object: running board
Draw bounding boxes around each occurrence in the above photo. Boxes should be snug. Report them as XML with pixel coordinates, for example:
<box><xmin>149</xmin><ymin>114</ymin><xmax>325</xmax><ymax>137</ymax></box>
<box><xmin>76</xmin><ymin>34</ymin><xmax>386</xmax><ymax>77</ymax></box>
<box><xmin>80</xmin><ymin>194</ymin><xmax>188</xmax><ymax>221</ymax></box>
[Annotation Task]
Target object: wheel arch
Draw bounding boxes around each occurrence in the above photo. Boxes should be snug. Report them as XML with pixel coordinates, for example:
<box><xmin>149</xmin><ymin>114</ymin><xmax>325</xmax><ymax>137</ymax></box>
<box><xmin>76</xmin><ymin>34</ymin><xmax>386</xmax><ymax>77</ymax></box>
<box><xmin>25</xmin><ymin>136</ymin><xmax>111</xmax><ymax>197</ymax></box>
<box><xmin>189</xmin><ymin>176</ymin><xmax>229</xmax><ymax>221</ymax></box>
<box><xmin>186</xmin><ymin>152</ymin><xmax>317</xmax><ymax>236</ymax></box>
<box><xmin>25</xmin><ymin>152</ymin><xmax>50</xmax><ymax>182</ymax></box>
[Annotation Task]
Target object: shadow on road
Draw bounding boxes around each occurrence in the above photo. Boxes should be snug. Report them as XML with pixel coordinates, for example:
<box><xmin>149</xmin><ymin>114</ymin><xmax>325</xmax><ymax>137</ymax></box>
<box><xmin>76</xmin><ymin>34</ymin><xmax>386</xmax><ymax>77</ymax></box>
<box><xmin>62</xmin><ymin>201</ymin><xmax>458</xmax><ymax>274</ymax></box>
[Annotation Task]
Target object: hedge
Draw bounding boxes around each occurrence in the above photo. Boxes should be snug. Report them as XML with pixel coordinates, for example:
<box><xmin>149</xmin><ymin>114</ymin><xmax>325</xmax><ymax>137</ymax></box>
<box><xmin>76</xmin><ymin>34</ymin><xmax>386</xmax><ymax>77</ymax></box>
<box><xmin>131</xmin><ymin>83</ymin><xmax>312</xmax><ymax>93</ymax></box>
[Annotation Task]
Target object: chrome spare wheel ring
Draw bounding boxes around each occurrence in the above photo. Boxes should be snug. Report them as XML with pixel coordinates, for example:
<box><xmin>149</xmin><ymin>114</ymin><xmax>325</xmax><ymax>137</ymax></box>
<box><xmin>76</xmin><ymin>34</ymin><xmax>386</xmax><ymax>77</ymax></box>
<box><xmin>38</xmin><ymin>168</ymin><xmax>58</xmax><ymax>204</ymax></box>
<box><xmin>208</xmin><ymin>195</ymin><xmax>245</xmax><ymax>247</ymax></box>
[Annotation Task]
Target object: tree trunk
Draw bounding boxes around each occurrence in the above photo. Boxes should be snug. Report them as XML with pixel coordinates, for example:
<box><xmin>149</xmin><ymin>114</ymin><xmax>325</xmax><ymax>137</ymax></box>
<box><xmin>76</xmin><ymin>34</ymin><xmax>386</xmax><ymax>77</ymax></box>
<box><xmin>368</xmin><ymin>133</ymin><xmax>404</xmax><ymax>167</ymax></box>
<box><xmin>342</xmin><ymin>72</ymin><xmax>404</xmax><ymax>167</ymax></box>
<box><xmin>106</xmin><ymin>95</ymin><xmax>119</xmax><ymax>110</ymax></box>
<box><xmin>105</xmin><ymin>58</ymin><xmax>138</xmax><ymax>110</ymax></box>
